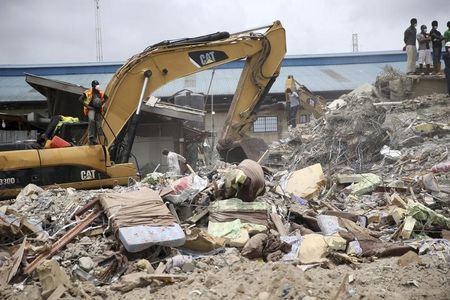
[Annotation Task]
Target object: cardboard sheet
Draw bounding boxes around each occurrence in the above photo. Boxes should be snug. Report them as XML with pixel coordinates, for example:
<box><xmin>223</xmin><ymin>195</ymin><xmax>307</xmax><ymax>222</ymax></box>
<box><xmin>99</xmin><ymin>187</ymin><xmax>177</xmax><ymax>233</ymax></box>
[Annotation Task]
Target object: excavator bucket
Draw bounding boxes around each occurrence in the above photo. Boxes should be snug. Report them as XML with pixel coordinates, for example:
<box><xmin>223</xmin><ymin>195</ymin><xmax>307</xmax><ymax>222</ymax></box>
<box><xmin>219</xmin><ymin>137</ymin><xmax>268</xmax><ymax>163</ymax></box>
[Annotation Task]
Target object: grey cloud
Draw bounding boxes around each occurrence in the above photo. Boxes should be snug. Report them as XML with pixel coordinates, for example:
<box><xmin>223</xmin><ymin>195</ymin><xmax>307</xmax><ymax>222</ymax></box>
<box><xmin>0</xmin><ymin>0</ymin><xmax>449</xmax><ymax>64</ymax></box>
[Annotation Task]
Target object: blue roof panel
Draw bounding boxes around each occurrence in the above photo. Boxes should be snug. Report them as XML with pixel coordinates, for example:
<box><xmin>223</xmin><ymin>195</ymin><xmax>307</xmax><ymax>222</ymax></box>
<box><xmin>0</xmin><ymin>52</ymin><xmax>408</xmax><ymax>102</ymax></box>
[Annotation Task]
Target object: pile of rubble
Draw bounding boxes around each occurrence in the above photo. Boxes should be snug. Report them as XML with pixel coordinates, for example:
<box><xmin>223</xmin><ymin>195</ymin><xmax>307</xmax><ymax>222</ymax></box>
<box><xmin>0</xmin><ymin>81</ymin><xmax>449</xmax><ymax>299</ymax></box>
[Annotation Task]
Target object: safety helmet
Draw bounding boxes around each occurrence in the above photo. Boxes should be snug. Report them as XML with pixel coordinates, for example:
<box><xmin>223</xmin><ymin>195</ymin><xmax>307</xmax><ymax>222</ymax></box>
<box><xmin>91</xmin><ymin>80</ymin><xmax>99</xmax><ymax>88</ymax></box>
<box><xmin>446</xmin><ymin>42</ymin><xmax>450</xmax><ymax>47</ymax></box>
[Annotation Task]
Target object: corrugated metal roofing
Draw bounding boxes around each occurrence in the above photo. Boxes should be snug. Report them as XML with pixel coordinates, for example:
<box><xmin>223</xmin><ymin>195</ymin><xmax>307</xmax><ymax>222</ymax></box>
<box><xmin>0</xmin><ymin>52</ymin><xmax>407</xmax><ymax>102</ymax></box>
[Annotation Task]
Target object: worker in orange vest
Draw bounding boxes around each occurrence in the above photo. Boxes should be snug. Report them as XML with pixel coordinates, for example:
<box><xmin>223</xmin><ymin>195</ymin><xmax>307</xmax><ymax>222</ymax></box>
<box><xmin>79</xmin><ymin>80</ymin><xmax>108</xmax><ymax>145</ymax></box>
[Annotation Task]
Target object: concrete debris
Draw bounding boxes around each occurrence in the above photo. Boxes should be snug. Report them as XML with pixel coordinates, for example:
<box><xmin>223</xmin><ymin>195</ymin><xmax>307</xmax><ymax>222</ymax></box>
<box><xmin>380</xmin><ymin>145</ymin><xmax>401</xmax><ymax>160</ymax></box>
<box><xmin>36</xmin><ymin>260</ymin><xmax>71</xmax><ymax>298</ymax></box>
<box><xmin>281</xmin><ymin>163</ymin><xmax>326</xmax><ymax>200</ymax></box>
<box><xmin>0</xmin><ymin>80</ymin><xmax>449</xmax><ymax>298</ymax></box>
<box><xmin>183</xmin><ymin>228</ymin><xmax>225</xmax><ymax>252</ymax></box>
<box><xmin>298</xmin><ymin>234</ymin><xmax>329</xmax><ymax>264</ymax></box>
<box><xmin>78</xmin><ymin>257</ymin><xmax>95</xmax><ymax>272</ymax></box>
<box><xmin>397</xmin><ymin>251</ymin><xmax>422</xmax><ymax>267</ymax></box>
<box><xmin>135</xmin><ymin>259</ymin><xmax>155</xmax><ymax>273</ymax></box>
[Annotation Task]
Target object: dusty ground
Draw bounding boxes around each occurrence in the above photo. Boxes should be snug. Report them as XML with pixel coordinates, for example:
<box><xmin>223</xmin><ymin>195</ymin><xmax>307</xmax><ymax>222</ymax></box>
<box><xmin>103</xmin><ymin>254</ymin><xmax>449</xmax><ymax>300</ymax></box>
<box><xmin>5</xmin><ymin>251</ymin><xmax>448</xmax><ymax>300</ymax></box>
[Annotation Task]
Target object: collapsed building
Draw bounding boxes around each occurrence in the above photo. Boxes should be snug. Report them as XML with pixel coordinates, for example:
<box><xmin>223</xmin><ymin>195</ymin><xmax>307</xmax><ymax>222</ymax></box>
<box><xmin>0</xmin><ymin>65</ymin><xmax>449</xmax><ymax>299</ymax></box>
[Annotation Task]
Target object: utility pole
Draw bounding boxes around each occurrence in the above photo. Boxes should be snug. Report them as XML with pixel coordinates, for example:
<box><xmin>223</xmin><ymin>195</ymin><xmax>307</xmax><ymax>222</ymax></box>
<box><xmin>352</xmin><ymin>33</ymin><xmax>359</xmax><ymax>52</ymax></box>
<box><xmin>94</xmin><ymin>0</ymin><xmax>103</xmax><ymax>61</ymax></box>
<box><xmin>205</xmin><ymin>69</ymin><xmax>216</xmax><ymax>160</ymax></box>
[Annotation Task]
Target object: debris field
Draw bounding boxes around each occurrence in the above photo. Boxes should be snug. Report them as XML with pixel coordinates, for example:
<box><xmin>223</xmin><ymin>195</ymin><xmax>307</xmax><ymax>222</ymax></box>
<box><xmin>0</xmin><ymin>74</ymin><xmax>449</xmax><ymax>300</ymax></box>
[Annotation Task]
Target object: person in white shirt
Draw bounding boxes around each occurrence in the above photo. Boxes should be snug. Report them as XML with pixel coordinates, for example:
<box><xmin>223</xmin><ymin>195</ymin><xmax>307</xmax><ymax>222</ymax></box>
<box><xmin>286</xmin><ymin>88</ymin><xmax>300</xmax><ymax>128</ymax></box>
<box><xmin>162</xmin><ymin>149</ymin><xmax>186</xmax><ymax>176</ymax></box>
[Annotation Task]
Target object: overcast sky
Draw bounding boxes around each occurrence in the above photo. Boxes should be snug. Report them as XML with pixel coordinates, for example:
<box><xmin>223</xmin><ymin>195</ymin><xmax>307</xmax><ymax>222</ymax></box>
<box><xmin>0</xmin><ymin>0</ymin><xmax>449</xmax><ymax>65</ymax></box>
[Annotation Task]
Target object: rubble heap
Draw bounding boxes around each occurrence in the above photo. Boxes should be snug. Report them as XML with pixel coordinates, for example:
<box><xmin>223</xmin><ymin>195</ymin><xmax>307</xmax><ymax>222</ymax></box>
<box><xmin>0</xmin><ymin>82</ymin><xmax>449</xmax><ymax>299</ymax></box>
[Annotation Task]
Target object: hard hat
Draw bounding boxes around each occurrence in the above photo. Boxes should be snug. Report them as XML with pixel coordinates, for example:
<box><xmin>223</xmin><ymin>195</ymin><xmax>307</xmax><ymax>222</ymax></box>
<box><xmin>91</xmin><ymin>80</ymin><xmax>99</xmax><ymax>88</ymax></box>
<box><xmin>446</xmin><ymin>42</ymin><xmax>450</xmax><ymax>47</ymax></box>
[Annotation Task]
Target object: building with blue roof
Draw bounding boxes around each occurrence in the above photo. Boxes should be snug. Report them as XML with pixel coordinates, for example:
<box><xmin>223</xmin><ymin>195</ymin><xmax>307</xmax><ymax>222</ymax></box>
<box><xmin>0</xmin><ymin>51</ymin><xmax>406</xmax><ymax>105</ymax></box>
<box><xmin>0</xmin><ymin>51</ymin><xmax>407</xmax><ymax>169</ymax></box>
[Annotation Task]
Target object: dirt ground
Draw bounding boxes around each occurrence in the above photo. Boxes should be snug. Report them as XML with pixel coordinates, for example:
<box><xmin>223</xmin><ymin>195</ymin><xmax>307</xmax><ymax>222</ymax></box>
<box><xmin>103</xmin><ymin>254</ymin><xmax>449</xmax><ymax>300</ymax></box>
<box><xmin>4</xmin><ymin>251</ymin><xmax>447</xmax><ymax>300</ymax></box>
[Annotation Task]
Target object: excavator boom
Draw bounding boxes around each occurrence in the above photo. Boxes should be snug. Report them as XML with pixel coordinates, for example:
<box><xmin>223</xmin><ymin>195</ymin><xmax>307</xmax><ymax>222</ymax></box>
<box><xmin>103</xmin><ymin>21</ymin><xmax>286</xmax><ymax>162</ymax></box>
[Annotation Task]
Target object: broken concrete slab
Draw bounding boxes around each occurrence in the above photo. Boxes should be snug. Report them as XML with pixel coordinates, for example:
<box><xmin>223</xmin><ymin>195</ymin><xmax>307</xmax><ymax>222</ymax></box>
<box><xmin>0</xmin><ymin>237</ymin><xmax>26</xmax><ymax>287</ymax></box>
<box><xmin>298</xmin><ymin>233</ymin><xmax>328</xmax><ymax>264</ymax></box>
<box><xmin>324</xmin><ymin>235</ymin><xmax>347</xmax><ymax>251</ymax></box>
<box><xmin>337</xmin><ymin>173</ymin><xmax>382</xmax><ymax>196</ymax></box>
<box><xmin>349</xmin><ymin>174</ymin><xmax>382</xmax><ymax>196</ymax></box>
<box><xmin>78</xmin><ymin>257</ymin><xmax>95</xmax><ymax>272</ymax></box>
<box><xmin>390</xmin><ymin>193</ymin><xmax>408</xmax><ymax>209</ymax></box>
<box><xmin>283</xmin><ymin>163</ymin><xmax>326</xmax><ymax>200</ymax></box>
<box><xmin>400</xmin><ymin>216</ymin><xmax>417</xmax><ymax>239</ymax></box>
<box><xmin>390</xmin><ymin>207</ymin><xmax>406</xmax><ymax>225</ymax></box>
<box><xmin>36</xmin><ymin>260</ymin><xmax>71</xmax><ymax>298</ymax></box>
<box><xmin>420</xmin><ymin>173</ymin><xmax>441</xmax><ymax>193</ymax></box>
<box><xmin>184</xmin><ymin>228</ymin><xmax>225</xmax><ymax>252</ymax></box>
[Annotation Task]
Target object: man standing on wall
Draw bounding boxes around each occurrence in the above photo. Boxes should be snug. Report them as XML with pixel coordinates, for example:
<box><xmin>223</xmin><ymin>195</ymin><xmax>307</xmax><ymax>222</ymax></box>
<box><xmin>430</xmin><ymin>20</ymin><xmax>444</xmax><ymax>74</ymax></box>
<box><xmin>417</xmin><ymin>25</ymin><xmax>432</xmax><ymax>75</ymax></box>
<box><xmin>404</xmin><ymin>18</ymin><xmax>418</xmax><ymax>75</ymax></box>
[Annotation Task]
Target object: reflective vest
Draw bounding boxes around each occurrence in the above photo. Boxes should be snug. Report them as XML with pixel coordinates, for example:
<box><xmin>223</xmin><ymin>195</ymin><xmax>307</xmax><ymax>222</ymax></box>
<box><xmin>83</xmin><ymin>89</ymin><xmax>105</xmax><ymax>116</ymax></box>
<box><xmin>55</xmin><ymin>116</ymin><xmax>79</xmax><ymax>132</ymax></box>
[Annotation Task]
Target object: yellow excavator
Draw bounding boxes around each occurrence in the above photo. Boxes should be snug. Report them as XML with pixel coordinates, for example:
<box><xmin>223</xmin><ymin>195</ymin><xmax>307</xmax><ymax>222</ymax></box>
<box><xmin>285</xmin><ymin>75</ymin><xmax>326</xmax><ymax>119</ymax></box>
<box><xmin>0</xmin><ymin>21</ymin><xmax>286</xmax><ymax>199</ymax></box>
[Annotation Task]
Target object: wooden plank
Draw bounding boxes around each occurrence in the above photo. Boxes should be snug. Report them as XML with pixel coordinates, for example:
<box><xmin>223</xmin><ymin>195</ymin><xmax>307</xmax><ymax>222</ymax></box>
<box><xmin>168</xmin><ymin>203</ymin><xmax>181</xmax><ymax>224</ymax></box>
<box><xmin>23</xmin><ymin>209</ymin><xmax>103</xmax><ymax>274</ymax></box>
<box><xmin>186</xmin><ymin>164</ymin><xmax>196</xmax><ymax>175</ymax></box>
<box><xmin>186</xmin><ymin>208</ymin><xmax>209</xmax><ymax>224</ymax></box>
<box><xmin>270</xmin><ymin>213</ymin><xmax>287</xmax><ymax>236</ymax></box>
<box><xmin>155</xmin><ymin>262</ymin><xmax>165</xmax><ymax>274</ymax></box>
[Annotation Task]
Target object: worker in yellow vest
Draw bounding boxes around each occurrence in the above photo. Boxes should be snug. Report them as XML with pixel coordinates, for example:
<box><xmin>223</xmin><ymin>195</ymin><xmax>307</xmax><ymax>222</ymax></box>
<box><xmin>79</xmin><ymin>80</ymin><xmax>108</xmax><ymax>145</ymax></box>
<box><xmin>37</xmin><ymin>115</ymin><xmax>79</xmax><ymax>146</ymax></box>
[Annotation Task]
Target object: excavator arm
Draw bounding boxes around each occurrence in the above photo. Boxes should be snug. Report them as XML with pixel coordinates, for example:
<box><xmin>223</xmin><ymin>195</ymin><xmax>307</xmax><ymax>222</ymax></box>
<box><xmin>102</xmin><ymin>21</ymin><xmax>286</xmax><ymax>162</ymax></box>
